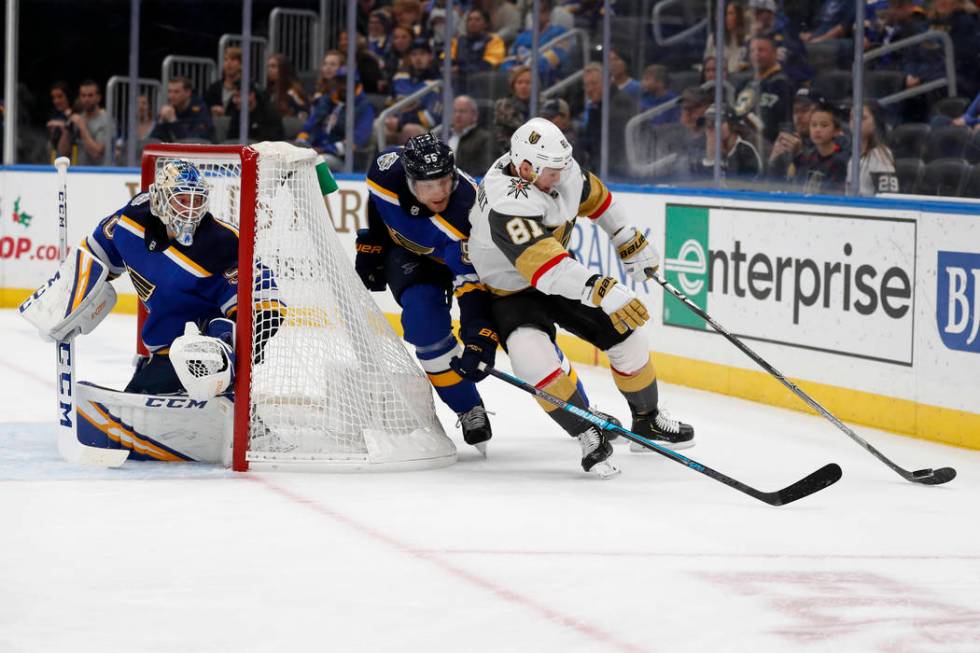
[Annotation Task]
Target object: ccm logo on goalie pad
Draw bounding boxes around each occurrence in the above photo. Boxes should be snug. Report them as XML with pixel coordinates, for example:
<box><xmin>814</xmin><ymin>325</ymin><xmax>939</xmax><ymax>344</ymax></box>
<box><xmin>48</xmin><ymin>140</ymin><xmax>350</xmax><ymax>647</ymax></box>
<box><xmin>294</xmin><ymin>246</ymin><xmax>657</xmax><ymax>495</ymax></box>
<box><xmin>145</xmin><ymin>397</ymin><xmax>209</xmax><ymax>409</ymax></box>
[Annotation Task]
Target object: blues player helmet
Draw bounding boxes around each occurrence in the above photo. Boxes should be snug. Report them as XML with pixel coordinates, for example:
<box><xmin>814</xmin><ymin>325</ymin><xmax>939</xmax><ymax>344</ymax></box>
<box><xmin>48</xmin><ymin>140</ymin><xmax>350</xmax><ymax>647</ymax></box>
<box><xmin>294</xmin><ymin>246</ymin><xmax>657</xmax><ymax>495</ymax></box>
<box><xmin>402</xmin><ymin>133</ymin><xmax>457</xmax><ymax>183</ymax></box>
<box><xmin>149</xmin><ymin>159</ymin><xmax>211</xmax><ymax>246</ymax></box>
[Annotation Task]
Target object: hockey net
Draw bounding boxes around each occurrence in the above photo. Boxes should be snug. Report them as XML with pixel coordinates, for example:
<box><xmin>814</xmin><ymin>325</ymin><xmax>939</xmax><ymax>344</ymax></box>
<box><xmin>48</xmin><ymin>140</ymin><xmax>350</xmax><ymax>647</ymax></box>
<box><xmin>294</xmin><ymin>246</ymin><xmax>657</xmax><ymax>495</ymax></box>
<box><xmin>140</xmin><ymin>143</ymin><xmax>455</xmax><ymax>471</ymax></box>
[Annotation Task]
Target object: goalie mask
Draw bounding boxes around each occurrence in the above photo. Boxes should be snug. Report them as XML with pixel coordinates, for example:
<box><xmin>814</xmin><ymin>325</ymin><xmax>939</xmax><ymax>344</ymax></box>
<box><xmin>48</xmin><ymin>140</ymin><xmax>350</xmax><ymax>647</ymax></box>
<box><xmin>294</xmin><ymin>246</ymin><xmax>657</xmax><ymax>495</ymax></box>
<box><xmin>510</xmin><ymin>118</ymin><xmax>574</xmax><ymax>181</ymax></box>
<box><xmin>149</xmin><ymin>160</ymin><xmax>211</xmax><ymax>246</ymax></box>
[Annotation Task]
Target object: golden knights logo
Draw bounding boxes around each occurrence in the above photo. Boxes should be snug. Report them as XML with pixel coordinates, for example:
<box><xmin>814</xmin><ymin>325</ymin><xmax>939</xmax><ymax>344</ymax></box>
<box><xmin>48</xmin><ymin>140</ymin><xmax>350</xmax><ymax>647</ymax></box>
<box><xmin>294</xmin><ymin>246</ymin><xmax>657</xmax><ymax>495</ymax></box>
<box><xmin>506</xmin><ymin>178</ymin><xmax>531</xmax><ymax>199</ymax></box>
<box><xmin>528</xmin><ymin>131</ymin><xmax>541</xmax><ymax>144</ymax></box>
<box><xmin>128</xmin><ymin>266</ymin><xmax>156</xmax><ymax>307</ymax></box>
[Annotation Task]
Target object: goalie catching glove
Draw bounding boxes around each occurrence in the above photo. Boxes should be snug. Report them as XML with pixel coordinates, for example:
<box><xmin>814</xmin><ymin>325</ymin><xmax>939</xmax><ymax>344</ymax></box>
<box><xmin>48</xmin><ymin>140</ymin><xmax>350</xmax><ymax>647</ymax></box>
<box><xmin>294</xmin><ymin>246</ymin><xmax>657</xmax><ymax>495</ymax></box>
<box><xmin>611</xmin><ymin>226</ymin><xmax>660</xmax><ymax>283</ymax></box>
<box><xmin>450</xmin><ymin>324</ymin><xmax>499</xmax><ymax>382</ymax></box>
<box><xmin>19</xmin><ymin>247</ymin><xmax>117</xmax><ymax>342</ymax></box>
<box><xmin>170</xmin><ymin>319</ymin><xmax>236</xmax><ymax>400</ymax></box>
<box><xmin>581</xmin><ymin>275</ymin><xmax>649</xmax><ymax>334</ymax></box>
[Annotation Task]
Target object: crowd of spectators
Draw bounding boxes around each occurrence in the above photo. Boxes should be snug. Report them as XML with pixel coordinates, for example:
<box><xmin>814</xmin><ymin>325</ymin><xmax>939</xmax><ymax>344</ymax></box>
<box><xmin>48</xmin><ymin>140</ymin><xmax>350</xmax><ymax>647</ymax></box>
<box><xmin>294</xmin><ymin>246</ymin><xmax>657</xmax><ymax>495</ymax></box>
<box><xmin>19</xmin><ymin>0</ymin><xmax>980</xmax><ymax>198</ymax></box>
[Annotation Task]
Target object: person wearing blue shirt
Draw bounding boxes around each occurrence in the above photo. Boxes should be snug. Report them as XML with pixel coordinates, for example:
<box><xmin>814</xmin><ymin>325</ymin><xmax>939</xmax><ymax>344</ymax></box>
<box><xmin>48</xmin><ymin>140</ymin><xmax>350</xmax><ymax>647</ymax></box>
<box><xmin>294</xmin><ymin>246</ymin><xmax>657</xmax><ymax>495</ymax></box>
<box><xmin>501</xmin><ymin>0</ymin><xmax>570</xmax><ymax>86</ymax></box>
<box><xmin>801</xmin><ymin>0</ymin><xmax>856</xmax><ymax>44</ymax></box>
<box><xmin>639</xmin><ymin>64</ymin><xmax>681</xmax><ymax>125</ymax></box>
<box><xmin>297</xmin><ymin>67</ymin><xmax>376</xmax><ymax>168</ymax></box>
<box><xmin>388</xmin><ymin>39</ymin><xmax>443</xmax><ymax>131</ymax></box>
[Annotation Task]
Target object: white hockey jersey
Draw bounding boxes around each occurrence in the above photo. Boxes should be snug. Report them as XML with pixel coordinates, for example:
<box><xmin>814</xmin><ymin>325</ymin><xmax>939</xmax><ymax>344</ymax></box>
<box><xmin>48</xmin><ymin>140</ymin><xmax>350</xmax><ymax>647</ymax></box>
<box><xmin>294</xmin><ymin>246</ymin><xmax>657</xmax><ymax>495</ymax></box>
<box><xmin>468</xmin><ymin>153</ymin><xmax>622</xmax><ymax>299</ymax></box>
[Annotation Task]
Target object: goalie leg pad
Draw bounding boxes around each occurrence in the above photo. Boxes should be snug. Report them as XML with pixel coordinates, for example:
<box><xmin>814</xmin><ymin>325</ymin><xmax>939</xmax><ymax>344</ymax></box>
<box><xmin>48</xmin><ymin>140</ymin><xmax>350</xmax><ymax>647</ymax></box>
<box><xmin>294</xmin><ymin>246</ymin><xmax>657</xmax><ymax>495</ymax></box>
<box><xmin>19</xmin><ymin>247</ymin><xmax>117</xmax><ymax>342</ymax></box>
<box><xmin>76</xmin><ymin>382</ymin><xmax>234</xmax><ymax>463</ymax></box>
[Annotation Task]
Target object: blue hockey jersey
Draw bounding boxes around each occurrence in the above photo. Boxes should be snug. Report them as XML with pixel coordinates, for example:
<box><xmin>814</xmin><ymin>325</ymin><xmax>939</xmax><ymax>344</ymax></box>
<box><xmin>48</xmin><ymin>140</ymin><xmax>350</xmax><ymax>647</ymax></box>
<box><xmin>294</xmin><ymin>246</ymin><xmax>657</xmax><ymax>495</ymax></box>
<box><xmin>81</xmin><ymin>192</ymin><xmax>266</xmax><ymax>352</ymax></box>
<box><xmin>365</xmin><ymin>148</ymin><xmax>488</xmax><ymax>316</ymax></box>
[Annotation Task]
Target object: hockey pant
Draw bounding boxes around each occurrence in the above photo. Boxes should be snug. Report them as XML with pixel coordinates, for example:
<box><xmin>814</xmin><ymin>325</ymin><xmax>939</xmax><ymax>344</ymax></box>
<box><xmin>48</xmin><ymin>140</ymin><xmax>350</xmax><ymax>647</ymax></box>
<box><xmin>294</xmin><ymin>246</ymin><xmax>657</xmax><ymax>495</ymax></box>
<box><xmin>400</xmin><ymin>284</ymin><xmax>483</xmax><ymax>414</ymax></box>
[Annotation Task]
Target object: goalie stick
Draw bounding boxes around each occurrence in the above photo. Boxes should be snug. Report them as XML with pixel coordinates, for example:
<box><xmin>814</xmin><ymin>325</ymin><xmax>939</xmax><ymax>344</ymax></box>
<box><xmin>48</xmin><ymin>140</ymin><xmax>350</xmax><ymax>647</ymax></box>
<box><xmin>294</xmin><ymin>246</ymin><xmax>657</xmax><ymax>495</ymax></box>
<box><xmin>53</xmin><ymin>157</ymin><xmax>128</xmax><ymax>468</ymax></box>
<box><xmin>647</xmin><ymin>268</ymin><xmax>956</xmax><ymax>486</ymax></box>
<box><xmin>486</xmin><ymin>367</ymin><xmax>842</xmax><ymax>506</ymax></box>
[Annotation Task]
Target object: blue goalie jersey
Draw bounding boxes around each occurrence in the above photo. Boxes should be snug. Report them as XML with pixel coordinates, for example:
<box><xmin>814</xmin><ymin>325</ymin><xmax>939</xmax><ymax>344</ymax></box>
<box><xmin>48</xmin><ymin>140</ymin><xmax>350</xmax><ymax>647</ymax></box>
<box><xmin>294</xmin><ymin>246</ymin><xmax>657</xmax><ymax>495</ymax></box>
<box><xmin>81</xmin><ymin>192</ymin><xmax>274</xmax><ymax>353</ymax></box>
<box><xmin>366</xmin><ymin>148</ymin><xmax>481</xmax><ymax>294</ymax></box>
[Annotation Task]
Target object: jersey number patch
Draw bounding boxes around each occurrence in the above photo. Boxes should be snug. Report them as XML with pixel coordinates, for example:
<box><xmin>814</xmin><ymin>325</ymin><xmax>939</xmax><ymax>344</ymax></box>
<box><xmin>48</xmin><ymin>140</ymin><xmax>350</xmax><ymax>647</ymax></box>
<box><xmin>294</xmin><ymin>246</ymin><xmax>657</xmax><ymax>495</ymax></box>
<box><xmin>505</xmin><ymin>217</ymin><xmax>545</xmax><ymax>245</ymax></box>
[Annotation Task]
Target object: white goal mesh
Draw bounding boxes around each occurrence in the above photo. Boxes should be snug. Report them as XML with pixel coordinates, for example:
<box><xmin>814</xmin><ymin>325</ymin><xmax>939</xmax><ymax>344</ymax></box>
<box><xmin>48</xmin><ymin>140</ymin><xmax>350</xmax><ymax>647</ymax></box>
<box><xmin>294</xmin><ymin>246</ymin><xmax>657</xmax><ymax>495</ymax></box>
<box><xmin>144</xmin><ymin>143</ymin><xmax>455</xmax><ymax>471</ymax></box>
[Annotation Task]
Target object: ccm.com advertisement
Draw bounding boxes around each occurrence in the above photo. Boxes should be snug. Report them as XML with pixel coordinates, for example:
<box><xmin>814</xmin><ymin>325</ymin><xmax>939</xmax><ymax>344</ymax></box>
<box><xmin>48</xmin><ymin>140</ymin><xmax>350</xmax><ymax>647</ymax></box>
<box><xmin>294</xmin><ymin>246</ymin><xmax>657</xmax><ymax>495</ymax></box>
<box><xmin>661</xmin><ymin>204</ymin><xmax>916</xmax><ymax>366</ymax></box>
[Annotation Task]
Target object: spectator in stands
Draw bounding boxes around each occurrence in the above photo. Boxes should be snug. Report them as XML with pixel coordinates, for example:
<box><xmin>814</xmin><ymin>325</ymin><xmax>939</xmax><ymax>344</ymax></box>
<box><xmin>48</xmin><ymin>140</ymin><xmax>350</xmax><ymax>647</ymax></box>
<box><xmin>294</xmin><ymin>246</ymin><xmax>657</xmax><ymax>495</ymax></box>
<box><xmin>768</xmin><ymin>87</ymin><xmax>820</xmax><ymax>172</ymax></box>
<box><xmin>475</xmin><ymin>0</ymin><xmax>522</xmax><ymax>43</ymax></box>
<box><xmin>205</xmin><ymin>47</ymin><xmax>242</xmax><ymax>117</ymax></box>
<box><xmin>386</xmin><ymin>25</ymin><xmax>416</xmax><ymax>82</ymax></box>
<box><xmin>388</xmin><ymin>38</ymin><xmax>442</xmax><ymax>135</ymax></box>
<box><xmin>704</xmin><ymin>1</ymin><xmax>749</xmax><ymax>74</ymax></box>
<box><xmin>746</xmin><ymin>0</ymin><xmax>813</xmax><ymax>84</ymax></box>
<box><xmin>609</xmin><ymin>49</ymin><xmax>641</xmax><ymax>103</ymax></box>
<box><xmin>540</xmin><ymin>97</ymin><xmax>581</xmax><ymax>156</ymax></box>
<box><xmin>297</xmin><ymin>67</ymin><xmax>376</xmax><ymax>168</ymax></box>
<box><xmin>501</xmin><ymin>0</ymin><xmax>569</xmax><ymax>87</ymax></box>
<box><xmin>929</xmin><ymin>0</ymin><xmax>980</xmax><ymax>101</ymax></box>
<box><xmin>736</xmin><ymin>34</ymin><xmax>795</xmax><ymax>143</ymax></box>
<box><xmin>640</xmin><ymin>64</ymin><xmax>681</xmax><ymax>125</ymax></box>
<box><xmin>367</xmin><ymin>9</ymin><xmax>394</xmax><ymax>60</ymax></box>
<box><xmin>493</xmin><ymin>65</ymin><xmax>532</xmax><ymax>155</ymax></box>
<box><xmin>691</xmin><ymin>103</ymin><xmax>762</xmax><ymax>181</ymax></box>
<box><xmin>135</xmin><ymin>95</ymin><xmax>156</xmax><ymax>142</ymax></box>
<box><xmin>338</xmin><ymin>30</ymin><xmax>385</xmax><ymax>94</ymax></box>
<box><xmin>800</xmin><ymin>0</ymin><xmax>855</xmax><ymax>44</ymax></box>
<box><xmin>315</xmin><ymin>50</ymin><xmax>346</xmax><ymax>101</ymax></box>
<box><xmin>949</xmin><ymin>91</ymin><xmax>980</xmax><ymax>131</ymax></box>
<box><xmin>847</xmin><ymin>100</ymin><xmax>899</xmax><ymax>195</ymax></box>
<box><xmin>578</xmin><ymin>62</ymin><xmax>638</xmax><ymax>177</ymax></box>
<box><xmin>453</xmin><ymin>8</ymin><xmax>506</xmax><ymax>77</ymax></box>
<box><xmin>357</xmin><ymin>0</ymin><xmax>377</xmax><ymax>35</ymax></box>
<box><xmin>392</xmin><ymin>0</ymin><xmax>424</xmax><ymax>36</ymax></box>
<box><xmin>770</xmin><ymin>101</ymin><xmax>850</xmax><ymax>194</ymax></box>
<box><xmin>56</xmin><ymin>79</ymin><xmax>114</xmax><ymax>166</ymax></box>
<box><xmin>868</xmin><ymin>0</ymin><xmax>945</xmax><ymax>118</ymax></box>
<box><xmin>448</xmin><ymin>95</ymin><xmax>494</xmax><ymax>177</ymax></box>
<box><xmin>265</xmin><ymin>54</ymin><xmax>309</xmax><ymax>120</ymax></box>
<box><xmin>426</xmin><ymin>8</ymin><xmax>449</xmax><ymax>51</ymax></box>
<box><xmin>46</xmin><ymin>81</ymin><xmax>73</xmax><ymax>160</ymax></box>
<box><xmin>149</xmin><ymin>77</ymin><xmax>214</xmax><ymax>143</ymax></box>
<box><xmin>679</xmin><ymin>86</ymin><xmax>713</xmax><ymax>139</ymax></box>
<box><xmin>226</xmin><ymin>82</ymin><xmax>285</xmax><ymax>143</ymax></box>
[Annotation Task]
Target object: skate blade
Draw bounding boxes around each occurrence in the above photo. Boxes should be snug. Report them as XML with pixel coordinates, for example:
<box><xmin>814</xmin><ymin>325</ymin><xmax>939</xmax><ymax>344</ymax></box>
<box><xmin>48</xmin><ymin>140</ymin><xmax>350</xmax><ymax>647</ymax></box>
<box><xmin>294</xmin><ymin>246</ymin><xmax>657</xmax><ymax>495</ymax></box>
<box><xmin>590</xmin><ymin>461</ymin><xmax>621</xmax><ymax>479</ymax></box>
<box><xmin>473</xmin><ymin>442</ymin><xmax>488</xmax><ymax>458</ymax></box>
<box><xmin>630</xmin><ymin>439</ymin><xmax>696</xmax><ymax>452</ymax></box>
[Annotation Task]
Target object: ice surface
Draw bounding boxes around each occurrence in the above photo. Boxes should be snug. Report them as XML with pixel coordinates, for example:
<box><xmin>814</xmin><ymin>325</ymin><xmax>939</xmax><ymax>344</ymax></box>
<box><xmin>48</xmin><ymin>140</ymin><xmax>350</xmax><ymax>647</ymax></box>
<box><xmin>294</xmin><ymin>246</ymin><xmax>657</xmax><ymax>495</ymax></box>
<box><xmin>2</xmin><ymin>309</ymin><xmax>978</xmax><ymax>652</ymax></box>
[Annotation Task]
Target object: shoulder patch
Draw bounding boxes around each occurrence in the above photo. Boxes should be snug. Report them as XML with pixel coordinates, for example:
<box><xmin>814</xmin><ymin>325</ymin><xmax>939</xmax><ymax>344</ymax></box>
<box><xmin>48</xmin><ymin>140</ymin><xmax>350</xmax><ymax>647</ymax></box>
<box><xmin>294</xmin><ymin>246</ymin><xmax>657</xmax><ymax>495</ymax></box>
<box><xmin>506</xmin><ymin>178</ymin><xmax>531</xmax><ymax>200</ymax></box>
<box><xmin>377</xmin><ymin>152</ymin><xmax>399</xmax><ymax>171</ymax></box>
<box><xmin>223</xmin><ymin>267</ymin><xmax>238</xmax><ymax>285</ymax></box>
<box><xmin>131</xmin><ymin>193</ymin><xmax>150</xmax><ymax>206</ymax></box>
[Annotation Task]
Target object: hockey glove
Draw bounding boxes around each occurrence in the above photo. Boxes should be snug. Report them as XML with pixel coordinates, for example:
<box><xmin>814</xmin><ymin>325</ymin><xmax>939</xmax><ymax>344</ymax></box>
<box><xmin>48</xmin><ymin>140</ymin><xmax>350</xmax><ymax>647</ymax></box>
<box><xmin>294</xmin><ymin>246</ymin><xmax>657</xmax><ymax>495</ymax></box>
<box><xmin>450</xmin><ymin>325</ymin><xmax>499</xmax><ymax>382</ymax></box>
<box><xmin>354</xmin><ymin>228</ymin><xmax>387</xmax><ymax>292</ymax></box>
<box><xmin>582</xmin><ymin>275</ymin><xmax>649</xmax><ymax>334</ymax></box>
<box><xmin>611</xmin><ymin>226</ymin><xmax>660</xmax><ymax>283</ymax></box>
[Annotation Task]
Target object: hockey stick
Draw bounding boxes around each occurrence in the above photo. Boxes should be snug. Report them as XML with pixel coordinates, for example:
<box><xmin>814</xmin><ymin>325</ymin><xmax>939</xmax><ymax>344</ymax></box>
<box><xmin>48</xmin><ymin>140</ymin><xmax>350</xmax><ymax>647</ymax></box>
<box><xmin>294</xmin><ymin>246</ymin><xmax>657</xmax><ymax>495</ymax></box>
<box><xmin>647</xmin><ymin>268</ymin><xmax>956</xmax><ymax>485</ymax></box>
<box><xmin>486</xmin><ymin>367</ymin><xmax>841</xmax><ymax>506</ymax></box>
<box><xmin>53</xmin><ymin>157</ymin><xmax>129</xmax><ymax>468</ymax></box>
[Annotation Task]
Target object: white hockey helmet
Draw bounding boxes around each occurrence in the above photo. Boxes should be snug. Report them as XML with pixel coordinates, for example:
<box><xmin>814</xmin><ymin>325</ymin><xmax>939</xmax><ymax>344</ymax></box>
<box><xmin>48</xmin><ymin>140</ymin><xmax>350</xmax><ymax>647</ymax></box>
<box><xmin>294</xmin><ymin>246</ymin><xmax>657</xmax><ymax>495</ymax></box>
<box><xmin>510</xmin><ymin>117</ymin><xmax>574</xmax><ymax>178</ymax></box>
<box><xmin>149</xmin><ymin>159</ymin><xmax>210</xmax><ymax>246</ymax></box>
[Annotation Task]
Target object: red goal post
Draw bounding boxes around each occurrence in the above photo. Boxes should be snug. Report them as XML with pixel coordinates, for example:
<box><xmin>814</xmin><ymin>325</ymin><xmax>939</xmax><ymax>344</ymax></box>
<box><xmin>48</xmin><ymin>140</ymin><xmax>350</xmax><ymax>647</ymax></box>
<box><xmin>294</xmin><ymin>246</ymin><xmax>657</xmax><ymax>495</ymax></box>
<box><xmin>139</xmin><ymin>143</ymin><xmax>456</xmax><ymax>472</ymax></box>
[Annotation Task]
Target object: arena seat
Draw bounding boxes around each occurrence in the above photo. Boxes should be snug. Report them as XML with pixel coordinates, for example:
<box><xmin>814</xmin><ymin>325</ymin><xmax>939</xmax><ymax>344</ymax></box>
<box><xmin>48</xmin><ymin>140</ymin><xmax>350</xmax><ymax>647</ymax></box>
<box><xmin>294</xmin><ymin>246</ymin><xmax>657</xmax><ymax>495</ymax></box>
<box><xmin>894</xmin><ymin>157</ymin><xmax>924</xmax><ymax>193</ymax></box>
<box><xmin>923</xmin><ymin>125</ymin><xmax>971</xmax><ymax>162</ymax></box>
<box><xmin>963</xmin><ymin>129</ymin><xmax>980</xmax><ymax>164</ymax></box>
<box><xmin>806</xmin><ymin>40</ymin><xmax>841</xmax><ymax>71</ymax></box>
<box><xmin>915</xmin><ymin>158</ymin><xmax>969</xmax><ymax>196</ymax></box>
<box><xmin>960</xmin><ymin>164</ymin><xmax>980</xmax><ymax>198</ymax></box>
<box><xmin>887</xmin><ymin>123</ymin><xmax>930</xmax><ymax>159</ymax></box>
<box><xmin>931</xmin><ymin>96</ymin><xmax>969</xmax><ymax>120</ymax></box>
<box><xmin>282</xmin><ymin>116</ymin><xmax>304</xmax><ymax>141</ymax></box>
<box><xmin>465</xmin><ymin>70</ymin><xmax>511</xmax><ymax>100</ymax></box>
<box><xmin>863</xmin><ymin>71</ymin><xmax>904</xmax><ymax>101</ymax></box>
<box><xmin>213</xmin><ymin>116</ymin><xmax>231</xmax><ymax>143</ymax></box>
<box><xmin>813</xmin><ymin>70</ymin><xmax>853</xmax><ymax>102</ymax></box>
<box><xmin>668</xmin><ymin>70</ymin><xmax>701</xmax><ymax>94</ymax></box>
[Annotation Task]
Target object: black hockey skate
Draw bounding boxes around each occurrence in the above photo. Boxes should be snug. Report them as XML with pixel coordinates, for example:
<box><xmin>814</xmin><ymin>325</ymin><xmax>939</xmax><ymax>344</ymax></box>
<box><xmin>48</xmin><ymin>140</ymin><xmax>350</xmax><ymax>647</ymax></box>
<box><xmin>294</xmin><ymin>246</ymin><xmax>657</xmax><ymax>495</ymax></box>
<box><xmin>630</xmin><ymin>408</ymin><xmax>695</xmax><ymax>451</ymax></box>
<box><xmin>577</xmin><ymin>426</ymin><xmax>619</xmax><ymax>478</ymax></box>
<box><xmin>457</xmin><ymin>403</ymin><xmax>492</xmax><ymax>456</ymax></box>
<box><xmin>592</xmin><ymin>409</ymin><xmax>623</xmax><ymax>442</ymax></box>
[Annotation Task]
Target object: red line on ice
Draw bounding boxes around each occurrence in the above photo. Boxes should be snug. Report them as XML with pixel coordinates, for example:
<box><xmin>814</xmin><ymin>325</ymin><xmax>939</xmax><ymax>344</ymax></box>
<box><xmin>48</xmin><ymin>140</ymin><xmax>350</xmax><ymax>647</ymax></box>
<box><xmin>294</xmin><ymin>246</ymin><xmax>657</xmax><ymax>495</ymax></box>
<box><xmin>250</xmin><ymin>475</ymin><xmax>650</xmax><ymax>653</ymax></box>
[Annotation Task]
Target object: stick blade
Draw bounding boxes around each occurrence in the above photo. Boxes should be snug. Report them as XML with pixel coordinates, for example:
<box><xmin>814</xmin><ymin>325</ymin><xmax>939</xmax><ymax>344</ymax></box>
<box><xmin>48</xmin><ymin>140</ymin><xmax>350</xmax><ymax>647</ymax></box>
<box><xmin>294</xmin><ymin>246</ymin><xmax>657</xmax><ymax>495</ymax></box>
<box><xmin>768</xmin><ymin>463</ymin><xmax>843</xmax><ymax>506</ymax></box>
<box><xmin>910</xmin><ymin>466</ymin><xmax>956</xmax><ymax>485</ymax></box>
